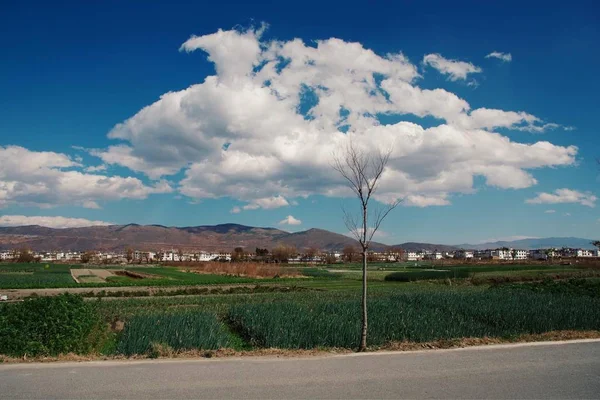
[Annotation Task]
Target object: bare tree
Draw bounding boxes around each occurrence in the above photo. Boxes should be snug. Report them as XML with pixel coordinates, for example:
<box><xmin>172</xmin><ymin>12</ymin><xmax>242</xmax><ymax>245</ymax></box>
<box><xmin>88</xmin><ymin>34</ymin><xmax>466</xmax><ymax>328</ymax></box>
<box><xmin>343</xmin><ymin>245</ymin><xmax>357</xmax><ymax>262</ymax></box>
<box><xmin>126</xmin><ymin>247</ymin><xmax>134</xmax><ymax>263</ymax></box>
<box><xmin>305</xmin><ymin>246</ymin><xmax>320</xmax><ymax>261</ymax></box>
<box><xmin>272</xmin><ymin>245</ymin><xmax>295</xmax><ymax>263</ymax></box>
<box><xmin>333</xmin><ymin>142</ymin><xmax>401</xmax><ymax>351</ymax></box>
<box><xmin>591</xmin><ymin>241</ymin><xmax>600</xmax><ymax>256</ymax></box>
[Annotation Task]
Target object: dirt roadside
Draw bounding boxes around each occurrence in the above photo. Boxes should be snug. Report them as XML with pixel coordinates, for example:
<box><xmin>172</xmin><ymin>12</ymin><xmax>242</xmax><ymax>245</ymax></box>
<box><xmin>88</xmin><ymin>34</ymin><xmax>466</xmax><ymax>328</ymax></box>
<box><xmin>1</xmin><ymin>331</ymin><xmax>599</xmax><ymax>364</ymax></box>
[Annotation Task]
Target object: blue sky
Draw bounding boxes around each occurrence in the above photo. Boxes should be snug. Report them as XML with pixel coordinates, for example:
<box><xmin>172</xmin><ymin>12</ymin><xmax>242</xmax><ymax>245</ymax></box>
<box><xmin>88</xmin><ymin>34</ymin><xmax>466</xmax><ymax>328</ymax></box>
<box><xmin>0</xmin><ymin>0</ymin><xmax>598</xmax><ymax>244</ymax></box>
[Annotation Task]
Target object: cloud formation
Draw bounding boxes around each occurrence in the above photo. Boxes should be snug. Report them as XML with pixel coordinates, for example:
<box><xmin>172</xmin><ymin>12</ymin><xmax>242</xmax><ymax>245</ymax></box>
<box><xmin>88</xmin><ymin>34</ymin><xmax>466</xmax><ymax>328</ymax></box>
<box><xmin>279</xmin><ymin>215</ymin><xmax>302</xmax><ymax>225</ymax></box>
<box><xmin>0</xmin><ymin>146</ymin><xmax>172</xmax><ymax>209</ymax></box>
<box><xmin>526</xmin><ymin>188</ymin><xmax>597</xmax><ymax>207</ymax></box>
<box><xmin>486</xmin><ymin>52</ymin><xmax>512</xmax><ymax>62</ymax></box>
<box><xmin>423</xmin><ymin>53</ymin><xmax>482</xmax><ymax>81</ymax></box>
<box><xmin>90</xmin><ymin>25</ymin><xmax>577</xmax><ymax>210</ymax></box>
<box><xmin>243</xmin><ymin>196</ymin><xmax>290</xmax><ymax>210</ymax></box>
<box><xmin>0</xmin><ymin>215</ymin><xmax>112</xmax><ymax>228</ymax></box>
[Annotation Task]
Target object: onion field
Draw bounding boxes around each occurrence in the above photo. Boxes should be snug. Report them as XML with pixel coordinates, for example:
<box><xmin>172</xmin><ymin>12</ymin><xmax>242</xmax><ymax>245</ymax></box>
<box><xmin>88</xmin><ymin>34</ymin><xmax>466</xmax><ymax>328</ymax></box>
<box><xmin>117</xmin><ymin>311</ymin><xmax>235</xmax><ymax>355</ymax></box>
<box><xmin>0</xmin><ymin>264</ymin><xmax>75</xmax><ymax>288</ymax></box>
<box><xmin>105</xmin><ymin>286</ymin><xmax>600</xmax><ymax>355</ymax></box>
<box><xmin>226</xmin><ymin>290</ymin><xmax>600</xmax><ymax>349</ymax></box>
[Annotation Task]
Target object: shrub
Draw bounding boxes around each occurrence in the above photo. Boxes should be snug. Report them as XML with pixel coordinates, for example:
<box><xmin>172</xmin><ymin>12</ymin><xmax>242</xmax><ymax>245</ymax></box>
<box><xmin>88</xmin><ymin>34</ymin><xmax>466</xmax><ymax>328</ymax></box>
<box><xmin>0</xmin><ymin>294</ymin><xmax>102</xmax><ymax>357</ymax></box>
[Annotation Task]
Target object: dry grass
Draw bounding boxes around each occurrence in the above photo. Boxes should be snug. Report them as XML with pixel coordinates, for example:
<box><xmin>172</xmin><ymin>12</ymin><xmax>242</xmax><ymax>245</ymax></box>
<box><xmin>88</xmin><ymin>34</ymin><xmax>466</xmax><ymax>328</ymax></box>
<box><xmin>380</xmin><ymin>330</ymin><xmax>600</xmax><ymax>351</ymax></box>
<box><xmin>175</xmin><ymin>262</ymin><xmax>300</xmax><ymax>278</ymax></box>
<box><xmin>2</xmin><ymin>330</ymin><xmax>598</xmax><ymax>364</ymax></box>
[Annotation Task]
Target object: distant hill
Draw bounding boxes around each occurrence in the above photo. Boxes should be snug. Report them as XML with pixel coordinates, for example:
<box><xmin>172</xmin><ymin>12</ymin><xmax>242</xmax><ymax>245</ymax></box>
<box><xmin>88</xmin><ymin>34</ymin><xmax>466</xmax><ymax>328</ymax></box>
<box><xmin>275</xmin><ymin>228</ymin><xmax>389</xmax><ymax>252</ymax></box>
<box><xmin>391</xmin><ymin>242</ymin><xmax>459</xmax><ymax>252</ymax></box>
<box><xmin>457</xmin><ymin>237</ymin><xmax>597</xmax><ymax>250</ymax></box>
<box><xmin>0</xmin><ymin>223</ymin><xmax>386</xmax><ymax>252</ymax></box>
<box><xmin>0</xmin><ymin>223</ymin><xmax>594</xmax><ymax>253</ymax></box>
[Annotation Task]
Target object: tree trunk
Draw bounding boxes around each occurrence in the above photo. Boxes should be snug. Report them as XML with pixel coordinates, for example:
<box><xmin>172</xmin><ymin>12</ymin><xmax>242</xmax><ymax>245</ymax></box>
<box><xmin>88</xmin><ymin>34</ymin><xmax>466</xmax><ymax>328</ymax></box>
<box><xmin>359</xmin><ymin>249</ymin><xmax>368</xmax><ymax>351</ymax></box>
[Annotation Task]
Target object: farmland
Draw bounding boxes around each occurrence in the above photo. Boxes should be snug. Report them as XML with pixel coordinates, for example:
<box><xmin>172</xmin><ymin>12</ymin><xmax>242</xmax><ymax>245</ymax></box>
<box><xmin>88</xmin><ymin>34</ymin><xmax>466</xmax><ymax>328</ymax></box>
<box><xmin>0</xmin><ymin>261</ymin><xmax>597</xmax><ymax>290</ymax></box>
<box><xmin>1</xmin><ymin>261</ymin><xmax>599</xmax><ymax>360</ymax></box>
<box><xmin>0</xmin><ymin>263</ymin><xmax>263</xmax><ymax>289</ymax></box>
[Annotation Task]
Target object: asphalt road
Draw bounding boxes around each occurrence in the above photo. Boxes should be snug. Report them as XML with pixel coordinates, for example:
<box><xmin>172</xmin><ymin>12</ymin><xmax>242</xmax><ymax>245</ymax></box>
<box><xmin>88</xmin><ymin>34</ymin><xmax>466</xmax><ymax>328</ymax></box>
<box><xmin>1</xmin><ymin>340</ymin><xmax>599</xmax><ymax>399</ymax></box>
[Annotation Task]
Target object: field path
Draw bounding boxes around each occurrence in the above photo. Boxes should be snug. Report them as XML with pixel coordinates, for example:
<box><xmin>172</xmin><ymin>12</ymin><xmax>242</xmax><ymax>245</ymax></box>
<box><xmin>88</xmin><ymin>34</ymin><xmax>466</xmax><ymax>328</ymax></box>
<box><xmin>1</xmin><ymin>340</ymin><xmax>598</xmax><ymax>399</ymax></box>
<box><xmin>0</xmin><ymin>283</ymin><xmax>272</xmax><ymax>300</ymax></box>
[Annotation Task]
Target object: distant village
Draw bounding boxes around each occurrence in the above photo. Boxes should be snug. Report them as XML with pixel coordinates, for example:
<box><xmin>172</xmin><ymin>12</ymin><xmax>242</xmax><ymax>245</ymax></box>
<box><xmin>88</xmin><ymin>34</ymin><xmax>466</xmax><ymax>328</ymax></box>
<box><xmin>1</xmin><ymin>245</ymin><xmax>599</xmax><ymax>264</ymax></box>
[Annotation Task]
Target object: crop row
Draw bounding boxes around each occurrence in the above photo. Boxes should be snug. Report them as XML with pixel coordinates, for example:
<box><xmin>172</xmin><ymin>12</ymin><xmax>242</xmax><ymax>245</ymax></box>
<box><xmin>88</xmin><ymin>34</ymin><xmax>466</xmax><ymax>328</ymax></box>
<box><xmin>114</xmin><ymin>289</ymin><xmax>600</xmax><ymax>354</ymax></box>
<box><xmin>117</xmin><ymin>312</ymin><xmax>234</xmax><ymax>355</ymax></box>
<box><xmin>227</xmin><ymin>291</ymin><xmax>599</xmax><ymax>349</ymax></box>
<box><xmin>2</xmin><ymin>286</ymin><xmax>598</xmax><ymax>357</ymax></box>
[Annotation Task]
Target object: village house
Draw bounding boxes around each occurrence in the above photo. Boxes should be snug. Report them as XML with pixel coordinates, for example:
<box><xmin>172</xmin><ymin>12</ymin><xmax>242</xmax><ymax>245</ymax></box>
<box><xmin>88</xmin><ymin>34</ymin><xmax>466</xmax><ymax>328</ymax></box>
<box><xmin>454</xmin><ymin>250</ymin><xmax>474</xmax><ymax>259</ymax></box>
<box><xmin>402</xmin><ymin>251</ymin><xmax>422</xmax><ymax>261</ymax></box>
<box><xmin>576</xmin><ymin>249</ymin><xmax>596</xmax><ymax>257</ymax></box>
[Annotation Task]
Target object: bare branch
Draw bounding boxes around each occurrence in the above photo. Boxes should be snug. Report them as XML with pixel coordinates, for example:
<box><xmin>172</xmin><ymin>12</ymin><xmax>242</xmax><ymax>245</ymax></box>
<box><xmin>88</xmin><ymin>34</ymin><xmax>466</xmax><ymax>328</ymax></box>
<box><xmin>367</xmin><ymin>198</ymin><xmax>402</xmax><ymax>243</ymax></box>
<box><xmin>366</xmin><ymin>148</ymin><xmax>391</xmax><ymax>202</ymax></box>
<box><xmin>342</xmin><ymin>206</ymin><xmax>362</xmax><ymax>244</ymax></box>
<box><xmin>332</xmin><ymin>145</ymin><xmax>366</xmax><ymax>202</ymax></box>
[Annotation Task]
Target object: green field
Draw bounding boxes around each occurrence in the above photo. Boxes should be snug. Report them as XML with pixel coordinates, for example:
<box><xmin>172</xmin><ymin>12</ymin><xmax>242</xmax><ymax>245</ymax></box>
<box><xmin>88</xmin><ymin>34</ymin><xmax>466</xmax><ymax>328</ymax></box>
<box><xmin>1</xmin><ymin>277</ymin><xmax>599</xmax><ymax>358</ymax></box>
<box><xmin>117</xmin><ymin>311</ymin><xmax>236</xmax><ymax>355</ymax></box>
<box><xmin>0</xmin><ymin>262</ymin><xmax>595</xmax><ymax>290</ymax></box>
<box><xmin>102</xmin><ymin>278</ymin><xmax>600</xmax><ymax>354</ymax></box>
<box><xmin>0</xmin><ymin>263</ymin><xmax>262</xmax><ymax>289</ymax></box>
<box><xmin>228</xmin><ymin>290</ymin><xmax>599</xmax><ymax>348</ymax></box>
<box><xmin>1</xmin><ymin>261</ymin><xmax>599</xmax><ymax>359</ymax></box>
<box><xmin>0</xmin><ymin>264</ymin><xmax>78</xmax><ymax>288</ymax></box>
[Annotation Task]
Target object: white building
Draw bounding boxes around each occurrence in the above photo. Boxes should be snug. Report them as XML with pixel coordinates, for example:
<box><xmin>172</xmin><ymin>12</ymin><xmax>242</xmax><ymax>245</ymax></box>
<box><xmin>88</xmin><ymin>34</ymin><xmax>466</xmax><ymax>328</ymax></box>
<box><xmin>39</xmin><ymin>252</ymin><xmax>60</xmax><ymax>262</ymax></box>
<box><xmin>65</xmin><ymin>252</ymin><xmax>81</xmax><ymax>261</ymax></box>
<box><xmin>0</xmin><ymin>250</ymin><xmax>14</xmax><ymax>261</ymax></box>
<box><xmin>576</xmin><ymin>249</ymin><xmax>595</xmax><ymax>257</ymax></box>
<box><xmin>454</xmin><ymin>250</ymin><xmax>474</xmax><ymax>259</ymax></box>
<box><xmin>161</xmin><ymin>251</ymin><xmax>180</xmax><ymax>262</ymax></box>
<box><xmin>510</xmin><ymin>249</ymin><xmax>529</xmax><ymax>260</ymax></box>
<box><xmin>402</xmin><ymin>251</ymin><xmax>423</xmax><ymax>261</ymax></box>
<box><xmin>476</xmin><ymin>249</ymin><xmax>528</xmax><ymax>260</ymax></box>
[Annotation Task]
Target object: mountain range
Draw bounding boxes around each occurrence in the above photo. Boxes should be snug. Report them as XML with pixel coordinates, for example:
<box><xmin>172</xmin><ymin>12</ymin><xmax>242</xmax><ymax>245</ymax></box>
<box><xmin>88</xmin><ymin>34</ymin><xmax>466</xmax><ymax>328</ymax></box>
<box><xmin>457</xmin><ymin>237</ymin><xmax>597</xmax><ymax>251</ymax></box>
<box><xmin>0</xmin><ymin>223</ymin><xmax>595</xmax><ymax>252</ymax></box>
<box><xmin>0</xmin><ymin>223</ymin><xmax>389</xmax><ymax>252</ymax></box>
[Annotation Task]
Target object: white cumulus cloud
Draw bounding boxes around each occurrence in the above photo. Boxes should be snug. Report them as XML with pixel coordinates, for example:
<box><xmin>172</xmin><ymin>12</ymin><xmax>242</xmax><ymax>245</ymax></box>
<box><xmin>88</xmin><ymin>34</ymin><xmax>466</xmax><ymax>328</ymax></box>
<box><xmin>279</xmin><ymin>215</ymin><xmax>302</xmax><ymax>225</ymax></box>
<box><xmin>0</xmin><ymin>145</ymin><xmax>172</xmax><ymax>209</ymax></box>
<box><xmin>423</xmin><ymin>53</ymin><xmax>482</xmax><ymax>81</ymax></box>
<box><xmin>526</xmin><ymin>188</ymin><xmax>597</xmax><ymax>207</ymax></box>
<box><xmin>486</xmin><ymin>52</ymin><xmax>512</xmax><ymax>62</ymax></box>
<box><xmin>242</xmin><ymin>196</ymin><xmax>290</xmax><ymax>211</ymax></box>
<box><xmin>0</xmin><ymin>215</ymin><xmax>112</xmax><ymax>228</ymax></box>
<box><xmin>89</xmin><ymin>25</ymin><xmax>577</xmax><ymax>209</ymax></box>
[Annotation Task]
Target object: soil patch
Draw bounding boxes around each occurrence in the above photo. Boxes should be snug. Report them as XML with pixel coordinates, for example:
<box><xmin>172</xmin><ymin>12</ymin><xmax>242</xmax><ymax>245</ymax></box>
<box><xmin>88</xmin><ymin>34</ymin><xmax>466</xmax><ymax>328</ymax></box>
<box><xmin>71</xmin><ymin>269</ymin><xmax>116</xmax><ymax>283</ymax></box>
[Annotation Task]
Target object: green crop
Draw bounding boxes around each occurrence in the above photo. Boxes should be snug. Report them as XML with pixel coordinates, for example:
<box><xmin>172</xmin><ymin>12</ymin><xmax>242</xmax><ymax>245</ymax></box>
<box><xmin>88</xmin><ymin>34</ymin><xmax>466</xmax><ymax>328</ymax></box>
<box><xmin>228</xmin><ymin>290</ymin><xmax>600</xmax><ymax>349</ymax></box>
<box><xmin>384</xmin><ymin>270</ymin><xmax>470</xmax><ymax>282</ymax></box>
<box><xmin>0</xmin><ymin>263</ymin><xmax>266</xmax><ymax>289</ymax></box>
<box><xmin>116</xmin><ymin>311</ymin><xmax>234</xmax><ymax>355</ymax></box>
<box><xmin>0</xmin><ymin>294</ymin><xmax>102</xmax><ymax>356</ymax></box>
